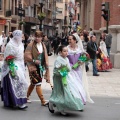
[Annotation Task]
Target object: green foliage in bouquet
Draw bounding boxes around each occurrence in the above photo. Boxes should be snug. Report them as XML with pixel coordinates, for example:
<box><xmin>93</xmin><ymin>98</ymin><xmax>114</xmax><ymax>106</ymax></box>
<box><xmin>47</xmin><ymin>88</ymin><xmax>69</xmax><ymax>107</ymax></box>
<box><xmin>5</xmin><ymin>55</ymin><xmax>18</xmax><ymax>77</ymax></box>
<box><xmin>72</xmin><ymin>53</ymin><xmax>91</xmax><ymax>69</ymax></box>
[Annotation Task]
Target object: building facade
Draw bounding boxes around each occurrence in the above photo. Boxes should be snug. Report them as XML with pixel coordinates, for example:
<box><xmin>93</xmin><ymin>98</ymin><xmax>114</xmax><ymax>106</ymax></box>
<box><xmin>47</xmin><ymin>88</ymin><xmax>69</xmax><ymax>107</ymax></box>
<box><xmin>24</xmin><ymin>0</ymin><xmax>56</xmax><ymax>36</ymax></box>
<box><xmin>77</xmin><ymin>0</ymin><xmax>120</xmax><ymax>68</ymax></box>
<box><xmin>0</xmin><ymin>0</ymin><xmax>21</xmax><ymax>34</ymax></box>
<box><xmin>76</xmin><ymin>0</ymin><xmax>120</xmax><ymax>31</ymax></box>
<box><xmin>0</xmin><ymin>0</ymin><xmax>79</xmax><ymax>37</ymax></box>
<box><xmin>55</xmin><ymin>0</ymin><xmax>68</xmax><ymax>36</ymax></box>
<box><xmin>0</xmin><ymin>0</ymin><xmax>56</xmax><ymax>36</ymax></box>
<box><xmin>55</xmin><ymin>0</ymin><xmax>80</xmax><ymax>36</ymax></box>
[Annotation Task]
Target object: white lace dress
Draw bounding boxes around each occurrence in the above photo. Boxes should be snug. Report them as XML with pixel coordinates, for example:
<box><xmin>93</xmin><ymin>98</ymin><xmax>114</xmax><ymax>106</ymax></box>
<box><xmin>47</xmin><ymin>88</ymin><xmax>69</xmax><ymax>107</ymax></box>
<box><xmin>1</xmin><ymin>40</ymin><xmax>28</xmax><ymax>107</ymax></box>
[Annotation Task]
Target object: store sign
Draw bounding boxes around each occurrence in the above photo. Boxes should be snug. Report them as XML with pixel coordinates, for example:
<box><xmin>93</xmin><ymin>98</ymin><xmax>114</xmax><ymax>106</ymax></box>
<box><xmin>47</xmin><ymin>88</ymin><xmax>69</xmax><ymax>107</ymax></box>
<box><xmin>0</xmin><ymin>19</ymin><xmax>6</xmax><ymax>25</ymax></box>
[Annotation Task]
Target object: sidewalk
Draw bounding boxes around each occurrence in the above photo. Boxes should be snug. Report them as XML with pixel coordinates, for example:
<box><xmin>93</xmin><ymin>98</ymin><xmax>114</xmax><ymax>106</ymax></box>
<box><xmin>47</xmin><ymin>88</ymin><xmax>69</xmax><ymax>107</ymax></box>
<box><xmin>27</xmin><ymin>55</ymin><xmax>120</xmax><ymax>98</ymax></box>
<box><xmin>87</xmin><ymin>64</ymin><xmax>120</xmax><ymax>97</ymax></box>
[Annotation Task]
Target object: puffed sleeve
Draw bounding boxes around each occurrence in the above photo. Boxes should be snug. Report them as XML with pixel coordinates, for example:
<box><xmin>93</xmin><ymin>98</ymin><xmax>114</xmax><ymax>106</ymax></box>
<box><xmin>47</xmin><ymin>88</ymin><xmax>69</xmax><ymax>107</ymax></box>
<box><xmin>53</xmin><ymin>60</ymin><xmax>61</xmax><ymax>76</ymax></box>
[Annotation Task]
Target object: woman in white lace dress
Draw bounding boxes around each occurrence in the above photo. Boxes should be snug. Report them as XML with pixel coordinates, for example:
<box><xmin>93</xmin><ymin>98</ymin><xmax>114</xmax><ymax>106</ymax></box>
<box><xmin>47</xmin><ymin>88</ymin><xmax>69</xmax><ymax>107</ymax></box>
<box><xmin>1</xmin><ymin>30</ymin><xmax>28</xmax><ymax>109</ymax></box>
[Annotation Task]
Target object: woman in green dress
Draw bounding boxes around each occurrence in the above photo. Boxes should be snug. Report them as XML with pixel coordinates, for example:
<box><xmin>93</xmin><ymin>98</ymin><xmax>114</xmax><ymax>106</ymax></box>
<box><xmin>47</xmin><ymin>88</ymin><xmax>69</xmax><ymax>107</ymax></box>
<box><xmin>48</xmin><ymin>45</ymin><xmax>84</xmax><ymax>115</ymax></box>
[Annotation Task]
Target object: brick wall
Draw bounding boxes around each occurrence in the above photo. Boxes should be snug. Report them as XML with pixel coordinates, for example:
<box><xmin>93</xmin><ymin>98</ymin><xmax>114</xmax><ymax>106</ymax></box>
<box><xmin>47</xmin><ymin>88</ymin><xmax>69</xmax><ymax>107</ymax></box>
<box><xmin>94</xmin><ymin>0</ymin><xmax>102</xmax><ymax>30</ymax></box>
<box><xmin>94</xmin><ymin>0</ymin><xmax>120</xmax><ymax>30</ymax></box>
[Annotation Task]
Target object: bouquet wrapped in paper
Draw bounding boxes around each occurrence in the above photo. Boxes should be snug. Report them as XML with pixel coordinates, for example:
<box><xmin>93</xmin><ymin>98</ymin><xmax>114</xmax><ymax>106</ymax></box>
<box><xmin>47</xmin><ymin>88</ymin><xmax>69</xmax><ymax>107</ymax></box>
<box><xmin>58</xmin><ymin>65</ymin><xmax>70</xmax><ymax>86</ymax></box>
<box><xmin>72</xmin><ymin>52</ymin><xmax>91</xmax><ymax>69</ymax></box>
<box><xmin>5</xmin><ymin>55</ymin><xmax>18</xmax><ymax>77</ymax></box>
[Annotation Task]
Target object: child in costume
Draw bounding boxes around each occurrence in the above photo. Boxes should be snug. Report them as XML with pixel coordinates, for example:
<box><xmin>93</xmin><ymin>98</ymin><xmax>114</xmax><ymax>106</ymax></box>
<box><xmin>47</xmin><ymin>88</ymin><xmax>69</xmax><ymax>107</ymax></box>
<box><xmin>48</xmin><ymin>45</ymin><xmax>84</xmax><ymax>115</ymax></box>
<box><xmin>24</xmin><ymin>31</ymin><xmax>50</xmax><ymax>106</ymax></box>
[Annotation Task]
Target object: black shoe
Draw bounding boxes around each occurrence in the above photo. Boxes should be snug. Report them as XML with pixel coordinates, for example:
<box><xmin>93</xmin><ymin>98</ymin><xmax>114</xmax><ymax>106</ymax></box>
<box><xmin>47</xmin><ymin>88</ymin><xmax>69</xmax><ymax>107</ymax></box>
<box><xmin>86</xmin><ymin>66</ymin><xmax>89</xmax><ymax>72</ymax></box>
<box><xmin>79</xmin><ymin>109</ymin><xmax>84</xmax><ymax>112</ymax></box>
<box><xmin>48</xmin><ymin>102</ymin><xmax>54</xmax><ymax>113</ymax></box>
<box><xmin>93</xmin><ymin>74</ymin><xmax>99</xmax><ymax>76</ymax></box>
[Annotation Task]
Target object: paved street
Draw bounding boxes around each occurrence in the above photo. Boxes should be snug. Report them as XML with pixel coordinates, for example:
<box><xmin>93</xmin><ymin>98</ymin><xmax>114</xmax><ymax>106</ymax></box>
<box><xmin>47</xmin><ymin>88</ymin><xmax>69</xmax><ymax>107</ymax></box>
<box><xmin>0</xmin><ymin>55</ymin><xmax>120</xmax><ymax>120</ymax></box>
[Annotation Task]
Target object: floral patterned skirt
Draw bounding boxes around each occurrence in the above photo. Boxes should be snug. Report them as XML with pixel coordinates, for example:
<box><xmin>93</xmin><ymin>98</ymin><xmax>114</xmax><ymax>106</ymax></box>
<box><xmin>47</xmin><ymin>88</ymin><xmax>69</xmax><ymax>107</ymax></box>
<box><xmin>29</xmin><ymin>65</ymin><xmax>42</xmax><ymax>85</ymax></box>
<box><xmin>97</xmin><ymin>57</ymin><xmax>112</xmax><ymax>71</ymax></box>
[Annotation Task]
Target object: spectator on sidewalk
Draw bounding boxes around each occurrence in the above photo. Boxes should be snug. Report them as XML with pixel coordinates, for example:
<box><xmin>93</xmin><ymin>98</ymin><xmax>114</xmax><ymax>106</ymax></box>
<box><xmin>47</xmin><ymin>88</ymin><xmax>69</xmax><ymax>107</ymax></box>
<box><xmin>87</xmin><ymin>35</ymin><xmax>99</xmax><ymax>76</ymax></box>
<box><xmin>1</xmin><ymin>33</ymin><xmax>7</xmax><ymax>52</ymax></box>
<box><xmin>6</xmin><ymin>31</ymin><xmax>13</xmax><ymax>45</ymax></box>
<box><xmin>0</xmin><ymin>31</ymin><xmax>4</xmax><ymax>52</ymax></box>
<box><xmin>89</xmin><ymin>28</ymin><xmax>94</xmax><ymax>36</ymax></box>
<box><xmin>43</xmin><ymin>35</ymin><xmax>52</xmax><ymax>56</ymax></box>
<box><xmin>22</xmin><ymin>33</ymin><xmax>31</xmax><ymax>51</ymax></box>
<box><xmin>97</xmin><ymin>35</ymin><xmax>112</xmax><ymax>71</ymax></box>
<box><xmin>103</xmin><ymin>30</ymin><xmax>112</xmax><ymax>57</ymax></box>
<box><xmin>52</xmin><ymin>36</ymin><xmax>60</xmax><ymax>55</ymax></box>
<box><xmin>80</xmin><ymin>32</ymin><xmax>89</xmax><ymax>72</ymax></box>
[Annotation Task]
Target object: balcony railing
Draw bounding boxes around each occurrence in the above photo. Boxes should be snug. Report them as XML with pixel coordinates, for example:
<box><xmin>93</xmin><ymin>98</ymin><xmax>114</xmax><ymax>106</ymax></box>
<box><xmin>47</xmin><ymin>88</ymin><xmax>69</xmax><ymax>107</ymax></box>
<box><xmin>6</xmin><ymin>10</ymin><xmax>12</xmax><ymax>17</ymax></box>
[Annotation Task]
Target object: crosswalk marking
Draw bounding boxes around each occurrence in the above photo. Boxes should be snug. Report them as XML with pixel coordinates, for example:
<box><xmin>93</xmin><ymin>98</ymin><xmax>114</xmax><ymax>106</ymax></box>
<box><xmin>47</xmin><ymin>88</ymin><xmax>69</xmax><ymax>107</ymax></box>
<box><xmin>28</xmin><ymin>99</ymin><xmax>49</xmax><ymax>102</ymax></box>
<box><xmin>115</xmin><ymin>103</ymin><xmax>120</xmax><ymax>104</ymax></box>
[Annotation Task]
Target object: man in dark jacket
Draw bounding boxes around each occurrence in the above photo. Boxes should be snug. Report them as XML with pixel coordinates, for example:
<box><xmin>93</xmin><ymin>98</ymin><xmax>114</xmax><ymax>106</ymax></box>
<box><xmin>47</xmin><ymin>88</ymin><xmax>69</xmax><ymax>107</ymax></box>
<box><xmin>6</xmin><ymin>31</ymin><xmax>13</xmax><ymax>46</ymax></box>
<box><xmin>43</xmin><ymin>35</ymin><xmax>52</xmax><ymax>56</ymax></box>
<box><xmin>52</xmin><ymin>36</ymin><xmax>60</xmax><ymax>55</ymax></box>
<box><xmin>87</xmin><ymin>35</ymin><xmax>99</xmax><ymax>76</ymax></box>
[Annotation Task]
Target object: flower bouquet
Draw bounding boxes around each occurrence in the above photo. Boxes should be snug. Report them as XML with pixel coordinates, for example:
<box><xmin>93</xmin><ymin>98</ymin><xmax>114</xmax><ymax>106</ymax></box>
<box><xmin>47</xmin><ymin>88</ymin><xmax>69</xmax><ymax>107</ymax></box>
<box><xmin>5</xmin><ymin>55</ymin><xmax>17</xmax><ymax>77</ymax></box>
<box><xmin>72</xmin><ymin>52</ymin><xmax>91</xmax><ymax>69</ymax></box>
<box><xmin>58</xmin><ymin>65</ymin><xmax>70</xmax><ymax>86</ymax></box>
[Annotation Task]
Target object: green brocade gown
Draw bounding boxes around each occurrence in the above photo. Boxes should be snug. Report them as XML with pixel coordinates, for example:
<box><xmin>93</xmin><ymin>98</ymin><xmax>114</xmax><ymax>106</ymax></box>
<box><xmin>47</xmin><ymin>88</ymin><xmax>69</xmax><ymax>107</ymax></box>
<box><xmin>49</xmin><ymin>68</ymin><xmax>84</xmax><ymax>111</ymax></box>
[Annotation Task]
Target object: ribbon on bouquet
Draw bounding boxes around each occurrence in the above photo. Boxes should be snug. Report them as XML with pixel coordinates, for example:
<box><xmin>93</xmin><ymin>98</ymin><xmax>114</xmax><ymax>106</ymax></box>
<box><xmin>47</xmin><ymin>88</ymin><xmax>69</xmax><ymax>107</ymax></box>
<box><xmin>38</xmin><ymin>52</ymin><xmax>44</xmax><ymax>76</ymax></box>
<box><xmin>39</xmin><ymin>65</ymin><xmax>44</xmax><ymax>72</ymax></box>
<box><xmin>72</xmin><ymin>53</ymin><xmax>90</xmax><ymax>69</ymax></box>
<box><xmin>8</xmin><ymin>60</ymin><xmax>18</xmax><ymax>77</ymax></box>
<box><xmin>5</xmin><ymin>55</ymin><xmax>18</xmax><ymax>77</ymax></box>
<box><xmin>58</xmin><ymin>65</ymin><xmax>70</xmax><ymax>86</ymax></box>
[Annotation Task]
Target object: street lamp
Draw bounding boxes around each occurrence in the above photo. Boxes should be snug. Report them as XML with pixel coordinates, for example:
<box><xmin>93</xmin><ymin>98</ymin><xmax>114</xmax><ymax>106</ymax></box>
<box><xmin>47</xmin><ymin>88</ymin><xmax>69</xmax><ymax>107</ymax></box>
<box><xmin>69</xmin><ymin>13</ymin><xmax>73</xmax><ymax>34</ymax></box>
<box><xmin>38</xmin><ymin>0</ymin><xmax>45</xmax><ymax>31</ymax></box>
<box><xmin>18</xmin><ymin>0</ymin><xmax>25</xmax><ymax>30</ymax></box>
<box><xmin>7</xmin><ymin>20</ymin><xmax>11</xmax><ymax>31</ymax></box>
<box><xmin>53</xmin><ymin>18</ymin><xmax>59</xmax><ymax>36</ymax></box>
